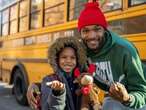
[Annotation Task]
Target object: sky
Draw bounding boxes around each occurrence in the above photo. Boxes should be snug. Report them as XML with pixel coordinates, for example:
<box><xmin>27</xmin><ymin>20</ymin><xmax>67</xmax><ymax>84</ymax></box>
<box><xmin>0</xmin><ymin>0</ymin><xmax>16</xmax><ymax>10</ymax></box>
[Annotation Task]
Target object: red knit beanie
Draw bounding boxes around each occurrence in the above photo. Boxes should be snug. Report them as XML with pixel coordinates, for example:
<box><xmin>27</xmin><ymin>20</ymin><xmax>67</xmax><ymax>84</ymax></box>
<box><xmin>78</xmin><ymin>2</ymin><xmax>108</xmax><ymax>31</ymax></box>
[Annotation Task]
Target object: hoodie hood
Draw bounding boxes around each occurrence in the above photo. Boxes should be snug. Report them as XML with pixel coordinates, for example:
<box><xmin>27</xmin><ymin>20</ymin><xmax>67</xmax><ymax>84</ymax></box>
<box><xmin>86</xmin><ymin>30</ymin><xmax>116</xmax><ymax>59</ymax></box>
<box><xmin>48</xmin><ymin>37</ymin><xmax>87</xmax><ymax>72</ymax></box>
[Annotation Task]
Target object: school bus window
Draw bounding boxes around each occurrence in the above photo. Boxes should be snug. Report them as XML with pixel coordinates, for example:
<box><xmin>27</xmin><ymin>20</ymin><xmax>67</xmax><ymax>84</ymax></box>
<box><xmin>99</xmin><ymin>0</ymin><xmax>122</xmax><ymax>12</ymax></box>
<box><xmin>36</xmin><ymin>34</ymin><xmax>52</xmax><ymax>44</ymax></box>
<box><xmin>31</xmin><ymin>0</ymin><xmax>42</xmax><ymax>13</ymax></box>
<box><xmin>30</xmin><ymin>0</ymin><xmax>42</xmax><ymax>29</ymax></box>
<box><xmin>109</xmin><ymin>15</ymin><xmax>146</xmax><ymax>35</ymax></box>
<box><xmin>10</xmin><ymin>4</ymin><xmax>17</xmax><ymax>34</ymax></box>
<box><xmin>10</xmin><ymin>4</ymin><xmax>17</xmax><ymax>20</ymax></box>
<box><xmin>2</xmin><ymin>9</ymin><xmax>9</xmax><ymax>24</ymax></box>
<box><xmin>0</xmin><ymin>0</ymin><xmax>17</xmax><ymax>9</ymax></box>
<box><xmin>19</xmin><ymin>0</ymin><xmax>28</xmax><ymax>17</ymax></box>
<box><xmin>44</xmin><ymin>0</ymin><xmax>64</xmax><ymax>8</ymax></box>
<box><xmin>10</xmin><ymin>20</ymin><xmax>17</xmax><ymax>34</ymax></box>
<box><xmin>129</xmin><ymin>0</ymin><xmax>146</xmax><ymax>6</ymax></box>
<box><xmin>31</xmin><ymin>11</ymin><xmax>41</xmax><ymax>29</ymax></box>
<box><xmin>19</xmin><ymin>0</ymin><xmax>28</xmax><ymax>32</ymax></box>
<box><xmin>44</xmin><ymin>1</ymin><xmax>64</xmax><ymax>26</ymax></box>
<box><xmin>2</xmin><ymin>9</ymin><xmax>9</xmax><ymax>36</ymax></box>
<box><xmin>69</xmin><ymin>0</ymin><xmax>87</xmax><ymax>21</ymax></box>
<box><xmin>19</xmin><ymin>16</ymin><xmax>28</xmax><ymax>32</ymax></box>
<box><xmin>2</xmin><ymin>23</ymin><xmax>9</xmax><ymax>36</ymax></box>
<box><xmin>0</xmin><ymin>12</ymin><xmax>1</xmax><ymax>36</ymax></box>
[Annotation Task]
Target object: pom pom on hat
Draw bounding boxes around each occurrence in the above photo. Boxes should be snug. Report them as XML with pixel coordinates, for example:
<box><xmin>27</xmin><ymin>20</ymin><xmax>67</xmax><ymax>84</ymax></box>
<box><xmin>78</xmin><ymin>1</ymin><xmax>108</xmax><ymax>31</ymax></box>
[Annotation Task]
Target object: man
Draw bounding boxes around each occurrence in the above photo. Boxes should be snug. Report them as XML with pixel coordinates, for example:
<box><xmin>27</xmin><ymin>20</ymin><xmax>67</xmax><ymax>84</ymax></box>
<box><xmin>78</xmin><ymin>1</ymin><xmax>146</xmax><ymax>110</ymax></box>
<box><xmin>27</xmin><ymin>1</ymin><xmax>146</xmax><ymax>110</ymax></box>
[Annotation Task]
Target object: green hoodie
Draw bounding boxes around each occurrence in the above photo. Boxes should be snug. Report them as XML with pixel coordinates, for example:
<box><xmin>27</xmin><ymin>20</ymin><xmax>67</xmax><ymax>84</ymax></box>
<box><xmin>87</xmin><ymin>31</ymin><xmax>146</xmax><ymax>109</ymax></box>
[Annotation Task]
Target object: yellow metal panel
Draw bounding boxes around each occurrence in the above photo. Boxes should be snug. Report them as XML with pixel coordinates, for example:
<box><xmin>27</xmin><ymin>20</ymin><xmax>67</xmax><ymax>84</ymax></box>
<box><xmin>0</xmin><ymin>43</ymin><xmax>49</xmax><ymax>58</ymax></box>
<box><xmin>123</xmin><ymin>33</ymin><xmax>146</xmax><ymax>42</ymax></box>
<box><xmin>134</xmin><ymin>42</ymin><xmax>146</xmax><ymax>60</ymax></box>
<box><xmin>24</xmin><ymin>62</ymin><xmax>54</xmax><ymax>84</ymax></box>
<box><xmin>124</xmin><ymin>33</ymin><xmax>146</xmax><ymax>60</ymax></box>
<box><xmin>122</xmin><ymin>0</ymin><xmax>128</xmax><ymax>11</ymax></box>
<box><xmin>1</xmin><ymin>59</ymin><xmax>54</xmax><ymax>84</ymax></box>
<box><xmin>2</xmin><ymin>60</ymin><xmax>17</xmax><ymax>83</ymax></box>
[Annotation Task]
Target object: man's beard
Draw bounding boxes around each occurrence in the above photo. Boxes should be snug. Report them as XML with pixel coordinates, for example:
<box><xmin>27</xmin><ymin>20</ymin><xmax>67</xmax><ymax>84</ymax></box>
<box><xmin>84</xmin><ymin>37</ymin><xmax>105</xmax><ymax>52</ymax></box>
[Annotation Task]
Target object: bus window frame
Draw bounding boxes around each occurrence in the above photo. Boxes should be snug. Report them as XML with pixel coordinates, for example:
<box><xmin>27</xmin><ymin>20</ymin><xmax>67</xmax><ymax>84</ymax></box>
<box><xmin>30</xmin><ymin>0</ymin><xmax>43</xmax><ymax>29</ymax></box>
<box><xmin>68</xmin><ymin>0</ymin><xmax>88</xmax><ymax>21</ymax></box>
<box><xmin>31</xmin><ymin>0</ymin><xmax>42</xmax><ymax>13</ymax></box>
<box><xmin>128</xmin><ymin>0</ymin><xmax>146</xmax><ymax>7</ymax></box>
<box><xmin>19</xmin><ymin>16</ymin><xmax>28</xmax><ymax>32</ymax></box>
<box><xmin>0</xmin><ymin>12</ymin><xmax>1</xmax><ymax>36</ymax></box>
<box><xmin>100</xmin><ymin>0</ymin><xmax>123</xmax><ymax>13</ymax></box>
<box><xmin>10</xmin><ymin>3</ymin><xmax>18</xmax><ymax>34</ymax></box>
<box><xmin>108</xmin><ymin>15</ymin><xmax>146</xmax><ymax>35</ymax></box>
<box><xmin>44</xmin><ymin>1</ymin><xmax>65</xmax><ymax>26</ymax></box>
<box><xmin>44</xmin><ymin>0</ymin><xmax>64</xmax><ymax>9</ymax></box>
<box><xmin>68</xmin><ymin>0</ymin><xmax>123</xmax><ymax>21</ymax></box>
<box><xmin>19</xmin><ymin>0</ymin><xmax>29</xmax><ymax>32</ymax></box>
<box><xmin>1</xmin><ymin>8</ymin><xmax>10</xmax><ymax>36</ymax></box>
<box><xmin>30</xmin><ymin>11</ymin><xmax>42</xmax><ymax>29</ymax></box>
<box><xmin>19</xmin><ymin>0</ymin><xmax>28</xmax><ymax>18</ymax></box>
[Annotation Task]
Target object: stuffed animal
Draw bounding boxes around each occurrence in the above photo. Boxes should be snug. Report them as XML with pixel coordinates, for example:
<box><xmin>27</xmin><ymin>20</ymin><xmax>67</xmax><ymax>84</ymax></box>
<box><xmin>74</xmin><ymin>64</ymin><xmax>101</xmax><ymax>110</ymax></box>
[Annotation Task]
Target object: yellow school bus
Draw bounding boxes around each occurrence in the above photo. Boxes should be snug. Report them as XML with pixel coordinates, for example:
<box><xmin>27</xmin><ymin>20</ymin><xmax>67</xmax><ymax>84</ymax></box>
<box><xmin>0</xmin><ymin>0</ymin><xmax>145</xmax><ymax>105</ymax></box>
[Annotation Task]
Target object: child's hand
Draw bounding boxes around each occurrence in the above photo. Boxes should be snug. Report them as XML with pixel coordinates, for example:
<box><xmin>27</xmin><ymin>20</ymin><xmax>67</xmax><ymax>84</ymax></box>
<box><xmin>46</xmin><ymin>80</ymin><xmax>65</xmax><ymax>91</ymax></box>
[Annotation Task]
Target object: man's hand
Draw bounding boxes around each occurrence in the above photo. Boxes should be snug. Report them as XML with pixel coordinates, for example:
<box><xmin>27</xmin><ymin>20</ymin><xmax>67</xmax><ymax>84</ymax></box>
<box><xmin>27</xmin><ymin>83</ymin><xmax>41</xmax><ymax>110</ymax></box>
<box><xmin>109</xmin><ymin>82</ymin><xmax>130</xmax><ymax>103</ymax></box>
<box><xmin>46</xmin><ymin>80</ymin><xmax>65</xmax><ymax>91</ymax></box>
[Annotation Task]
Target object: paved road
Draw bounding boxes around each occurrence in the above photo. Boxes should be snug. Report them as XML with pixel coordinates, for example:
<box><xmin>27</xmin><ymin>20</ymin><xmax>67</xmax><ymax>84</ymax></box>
<box><xmin>0</xmin><ymin>82</ymin><xmax>31</xmax><ymax>110</ymax></box>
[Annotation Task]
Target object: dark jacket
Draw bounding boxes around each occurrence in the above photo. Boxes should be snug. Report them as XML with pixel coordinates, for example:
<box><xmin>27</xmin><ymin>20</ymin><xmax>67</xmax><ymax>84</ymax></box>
<box><xmin>41</xmin><ymin>71</ymin><xmax>81</xmax><ymax>110</ymax></box>
<box><xmin>41</xmin><ymin>37</ymin><xmax>87</xmax><ymax>110</ymax></box>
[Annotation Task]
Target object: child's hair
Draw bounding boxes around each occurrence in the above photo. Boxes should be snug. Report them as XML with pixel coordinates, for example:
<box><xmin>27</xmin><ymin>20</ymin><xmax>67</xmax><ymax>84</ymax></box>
<box><xmin>48</xmin><ymin>36</ymin><xmax>87</xmax><ymax>71</ymax></box>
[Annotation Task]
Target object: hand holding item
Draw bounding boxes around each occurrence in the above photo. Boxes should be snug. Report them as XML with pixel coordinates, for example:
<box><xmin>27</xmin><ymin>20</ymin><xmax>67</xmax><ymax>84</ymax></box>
<box><xmin>109</xmin><ymin>82</ymin><xmax>132</xmax><ymax>104</ymax></box>
<box><xmin>46</xmin><ymin>80</ymin><xmax>65</xmax><ymax>91</ymax></box>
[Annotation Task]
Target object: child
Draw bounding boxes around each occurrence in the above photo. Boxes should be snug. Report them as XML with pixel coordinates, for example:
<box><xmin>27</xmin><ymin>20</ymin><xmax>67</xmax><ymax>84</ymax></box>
<box><xmin>27</xmin><ymin>36</ymin><xmax>100</xmax><ymax>110</ymax></box>
<box><xmin>41</xmin><ymin>36</ymin><xmax>87</xmax><ymax>110</ymax></box>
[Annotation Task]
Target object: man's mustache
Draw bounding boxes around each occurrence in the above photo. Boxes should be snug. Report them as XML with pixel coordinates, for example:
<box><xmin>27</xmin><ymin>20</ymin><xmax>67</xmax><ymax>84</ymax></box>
<box><xmin>85</xmin><ymin>38</ymin><xmax>100</xmax><ymax>42</ymax></box>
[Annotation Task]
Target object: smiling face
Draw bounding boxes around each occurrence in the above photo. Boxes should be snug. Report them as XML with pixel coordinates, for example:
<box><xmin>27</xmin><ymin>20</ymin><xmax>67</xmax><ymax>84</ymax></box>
<box><xmin>58</xmin><ymin>47</ymin><xmax>77</xmax><ymax>73</ymax></box>
<box><xmin>80</xmin><ymin>25</ymin><xmax>105</xmax><ymax>51</ymax></box>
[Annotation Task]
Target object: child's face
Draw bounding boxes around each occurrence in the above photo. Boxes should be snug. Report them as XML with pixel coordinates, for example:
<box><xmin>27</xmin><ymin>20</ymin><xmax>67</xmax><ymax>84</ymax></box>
<box><xmin>59</xmin><ymin>47</ymin><xmax>77</xmax><ymax>73</ymax></box>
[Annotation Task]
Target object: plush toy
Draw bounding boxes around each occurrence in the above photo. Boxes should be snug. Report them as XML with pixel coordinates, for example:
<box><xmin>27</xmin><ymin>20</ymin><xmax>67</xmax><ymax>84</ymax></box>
<box><xmin>74</xmin><ymin>64</ymin><xmax>101</xmax><ymax>110</ymax></box>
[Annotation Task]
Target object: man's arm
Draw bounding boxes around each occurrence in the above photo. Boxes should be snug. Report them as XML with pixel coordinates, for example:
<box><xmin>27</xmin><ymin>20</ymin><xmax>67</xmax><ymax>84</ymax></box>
<box><xmin>27</xmin><ymin>83</ymin><xmax>41</xmax><ymax>110</ymax></box>
<box><xmin>121</xmin><ymin>50</ymin><xmax>146</xmax><ymax>109</ymax></box>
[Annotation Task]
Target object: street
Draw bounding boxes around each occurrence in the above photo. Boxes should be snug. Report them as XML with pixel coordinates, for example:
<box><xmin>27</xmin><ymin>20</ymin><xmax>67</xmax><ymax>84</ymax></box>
<box><xmin>0</xmin><ymin>82</ymin><xmax>31</xmax><ymax>110</ymax></box>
